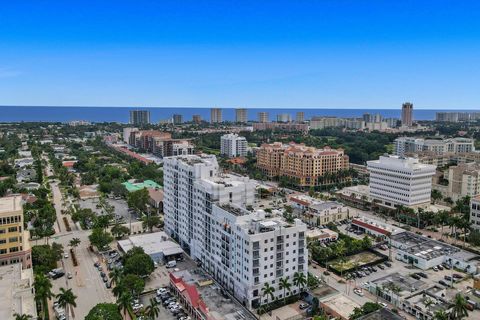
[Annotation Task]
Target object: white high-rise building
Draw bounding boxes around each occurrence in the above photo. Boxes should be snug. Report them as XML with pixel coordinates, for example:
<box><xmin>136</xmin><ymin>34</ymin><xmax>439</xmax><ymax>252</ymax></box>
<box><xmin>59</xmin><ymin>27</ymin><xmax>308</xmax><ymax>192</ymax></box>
<box><xmin>470</xmin><ymin>196</ymin><xmax>480</xmax><ymax>231</ymax></box>
<box><xmin>367</xmin><ymin>155</ymin><xmax>436</xmax><ymax>208</ymax></box>
<box><xmin>276</xmin><ymin>113</ymin><xmax>291</xmax><ymax>123</ymax></box>
<box><xmin>220</xmin><ymin>133</ymin><xmax>248</xmax><ymax>157</ymax></box>
<box><xmin>163</xmin><ymin>155</ymin><xmax>308</xmax><ymax>308</ymax></box>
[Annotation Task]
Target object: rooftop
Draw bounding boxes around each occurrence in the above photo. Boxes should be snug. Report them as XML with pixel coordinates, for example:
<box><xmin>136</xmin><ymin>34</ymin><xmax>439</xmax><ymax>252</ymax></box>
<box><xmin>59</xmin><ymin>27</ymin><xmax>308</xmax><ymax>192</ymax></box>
<box><xmin>371</xmin><ymin>272</ymin><xmax>428</xmax><ymax>296</ymax></box>
<box><xmin>356</xmin><ymin>308</ymin><xmax>403</xmax><ymax>320</ymax></box>
<box><xmin>117</xmin><ymin>231</ymin><xmax>182</xmax><ymax>258</ymax></box>
<box><xmin>0</xmin><ymin>264</ymin><xmax>37</xmax><ymax>320</ymax></box>
<box><xmin>402</xmin><ymin>239</ymin><xmax>478</xmax><ymax>261</ymax></box>
<box><xmin>390</xmin><ymin>231</ymin><xmax>430</xmax><ymax>247</ymax></box>
<box><xmin>0</xmin><ymin>196</ymin><xmax>23</xmax><ymax>215</ymax></box>
<box><xmin>352</xmin><ymin>216</ymin><xmax>405</xmax><ymax>235</ymax></box>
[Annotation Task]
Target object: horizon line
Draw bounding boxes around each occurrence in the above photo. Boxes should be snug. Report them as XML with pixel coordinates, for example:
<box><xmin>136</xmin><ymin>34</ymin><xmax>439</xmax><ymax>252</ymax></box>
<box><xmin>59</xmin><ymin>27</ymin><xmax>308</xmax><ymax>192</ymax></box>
<box><xmin>0</xmin><ymin>105</ymin><xmax>479</xmax><ymax>111</ymax></box>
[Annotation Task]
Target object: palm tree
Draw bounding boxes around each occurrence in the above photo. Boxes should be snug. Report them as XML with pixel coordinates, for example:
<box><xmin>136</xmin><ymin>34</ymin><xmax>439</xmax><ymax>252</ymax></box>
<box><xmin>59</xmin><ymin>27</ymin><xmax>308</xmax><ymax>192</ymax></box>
<box><xmin>34</xmin><ymin>273</ymin><xmax>53</xmax><ymax>319</ymax></box>
<box><xmin>261</xmin><ymin>282</ymin><xmax>275</xmax><ymax>308</ymax></box>
<box><xmin>278</xmin><ymin>277</ymin><xmax>292</xmax><ymax>304</ymax></box>
<box><xmin>69</xmin><ymin>237</ymin><xmax>81</xmax><ymax>252</ymax></box>
<box><xmin>13</xmin><ymin>314</ymin><xmax>33</xmax><ymax>320</ymax></box>
<box><xmin>293</xmin><ymin>272</ymin><xmax>307</xmax><ymax>297</ymax></box>
<box><xmin>109</xmin><ymin>268</ymin><xmax>123</xmax><ymax>287</ymax></box>
<box><xmin>144</xmin><ymin>298</ymin><xmax>160</xmax><ymax>319</ymax></box>
<box><xmin>450</xmin><ymin>293</ymin><xmax>469</xmax><ymax>320</ymax></box>
<box><xmin>433</xmin><ymin>310</ymin><xmax>449</xmax><ymax>320</ymax></box>
<box><xmin>56</xmin><ymin>288</ymin><xmax>77</xmax><ymax>320</ymax></box>
<box><xmin>117</xmin><ymin>292</ymin><xmax>132</xmax><ymax>317</ymax></box>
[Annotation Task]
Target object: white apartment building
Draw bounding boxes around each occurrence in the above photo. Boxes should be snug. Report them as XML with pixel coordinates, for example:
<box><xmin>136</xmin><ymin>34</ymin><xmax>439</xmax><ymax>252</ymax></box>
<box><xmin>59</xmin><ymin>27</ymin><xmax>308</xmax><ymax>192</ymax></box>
<box><xmin>394</xmin><ymin>137</ymin><xmax>475</xmax><ymax>156</ymax></box>
<box><xmin>235</xmin><ymin>108</ymin><xmax>248</xmax><ymax>123</ymax></box>
<box><xmin>367</xmin><ymin>155</ymin><xmax>436</xmax><ymax>208</ymax></box>
<box><xmin>220</xmin><ymin>133</ymin><xmax>248</xmax><ymax>157</ymax></box>
<box><xmin>470</xmin><ymin>196</ymin><xmax>480</xmax><ymax>231</ymax></box>
<box><xmin>163</xmin><ymin>155</ymin><xmax>308</xmax><ymax>308</ymax></box>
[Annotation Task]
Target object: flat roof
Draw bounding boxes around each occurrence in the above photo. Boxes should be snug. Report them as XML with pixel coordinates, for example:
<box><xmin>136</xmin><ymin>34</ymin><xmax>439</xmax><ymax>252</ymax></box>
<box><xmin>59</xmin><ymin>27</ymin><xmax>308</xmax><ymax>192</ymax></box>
<box><xmin>118</xmin><ymin>232</ymin><xmax>182</xmax><ymax>257</ymax></box>
<box><xmin>0</xmin><ymin>196</ymin><xmax>23</xmax><ymax>215</ymax></box>
<box><xmin>357</xmin><ymin>308</ymin><xmax>403</xmax><ymax>320</ymax></box>
<box><xmin>320</xmin><ymin>293</ymin><xmax>361</xmax><ymax>319</ymax></box>
<box><xmin>372</xmin><ymin>272</ymin><xmax>428</xmax><ymax>296</ymax></box>
<box><xmin>0</xmin><ymin>264</ymin><xmax>37</xmax><ymax>319</ymax></box>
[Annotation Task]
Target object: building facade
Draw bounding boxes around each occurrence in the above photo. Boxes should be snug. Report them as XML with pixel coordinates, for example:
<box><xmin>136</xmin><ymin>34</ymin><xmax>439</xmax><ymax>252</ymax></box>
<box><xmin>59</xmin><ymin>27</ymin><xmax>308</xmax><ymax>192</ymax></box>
<box><xmin>394</xmin><ymin>137</ymin><xmax>475</xmax><ymax>157</ymax></box>
<box><xmin>192</xmin><ymin>115</ymin><xmax>202</xmax><ymax>124</ymax></box>
<box><xmin>173</xmin><ymin>114</ymin><xmax>183</xmax><ymax>124</ymax></box>
<box><xmin>257</xmin><ymin>142</ymin><xmax>349</xmax><ymax>187</ymax></box>
<box><xmin>235</xmin><ymin>108</ymin><xmax>248</xmax><ymax>123</ymax></box>
<box><xmin>401</xmin><ymin>102</ymin><xmax>413</xmax><ymax>127</ymax></box>
<box><xmin>210</xmin><ymin>108</ymin><xmax>223</xmax><ymax>123</ymax></box>
<box><xmin>367</xmin><ymin>155</ymin><xmax>436</xmax><ymax>208</ymax></box>
<box><xmin>0</xmin><ymin>196</ymin><xmax>31</xmax><ymax>269</ymax></box>
<box><xmin>447</xmin><ymin>163</ymin><xmax>480</xmax><ymax>200</ymax></box>
<box><xmin>276</xmin><ymin>113</ymin><xmax>291</xmax><ymax>123</ymax></box>
<box><xmin>471</xmin><ymin>196</ymin><xmax>480</xmax><ymax>231</ymax></box>
<box><xmin>129</xmin><ymin>110</ymin><xmax>151</xmax><ymax>125</ymax></box>
<box><xmin>163</xmin><ymin>155</ymin><xmax>308</xmax><ymax>308</ymax></box>
<box><xmin>295</xmin><ymin>112</ymin><xmax>305</xmax><ymax>123</ymax></box>
<box><xmin>220</xmin><ymin>133</ymin><xmax>248</xmax><ymax>157</ymax></box>
<box><xmin>257</xmin><ymin>112</ymin><xmax>269</xmax><ymax>123</ymax></box>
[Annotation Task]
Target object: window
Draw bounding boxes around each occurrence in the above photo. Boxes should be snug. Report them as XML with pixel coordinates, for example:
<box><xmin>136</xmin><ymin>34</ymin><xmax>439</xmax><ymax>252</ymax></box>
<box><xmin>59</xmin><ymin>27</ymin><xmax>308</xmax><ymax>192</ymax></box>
<box><xmin>8</xmin><ymin>226</ymin><xmax>17</xmax><ymax>233</ymax></box>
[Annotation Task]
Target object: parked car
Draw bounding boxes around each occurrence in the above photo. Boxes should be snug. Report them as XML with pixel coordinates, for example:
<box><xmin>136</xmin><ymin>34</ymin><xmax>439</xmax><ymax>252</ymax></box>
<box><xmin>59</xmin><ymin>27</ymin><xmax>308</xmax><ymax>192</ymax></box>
<box><xmin>433</xmin><ymin>266</ymin><xmax>439</xmax><ymax>272</ymax></box>
<box><xmin>299</xmin><ymin>303</ymin><xmax>309</xmax><ymax>310</ymax></box>
<box><xmin>417</xmin><ymin>272</ymin><xmax>428</xmax><ymax>278</ymax></box>
<box><xmin>410</xmin><ymin>274</ymin><xmax>421</xmax><ymax>280</ymax></box>
<box><xmin>437</xmin><ymin>265</ymin><xmax>444</xmax><ymax>271</ymax></box>
<box><xmin>67</xmin><ymin>272</ymin><xmax>73</xmax><ymax>279</ymax></box>
<box><xmin>379</xmin><ymin>302</ymin><xmax>387</xmax><ymax>308</ymax></box>
<box><xmin>63</xmin><ymin>253</ymin><xmax>69</xmax><ymax>259</ymax></box>
<box><xmin>353</xmin><ymin>289</ymin><xmax>364</xmax><ymax>297</ymax></box>
<box><xmin>106</xmin><ymin>281</ymin><xmax>112</xmax><ymax>289</ymax></box>
<box><xmin>384</xmin><ymin>262</ymin><xmax>392</xmax><ymax>267</ymax></box>
<box><xmin>439</xmin><ymin>280</ymin><xmax>451</xmax><ymax>287</ymax></box>
<box><xmin>378</xmin><ymin>264</ymin><xmax>385</xmax><ymax>270</ymax></box>
<box><xmin>453</xmin><ymin>273</ymin><xmax>464</xmax><ymax>279</ymax></box>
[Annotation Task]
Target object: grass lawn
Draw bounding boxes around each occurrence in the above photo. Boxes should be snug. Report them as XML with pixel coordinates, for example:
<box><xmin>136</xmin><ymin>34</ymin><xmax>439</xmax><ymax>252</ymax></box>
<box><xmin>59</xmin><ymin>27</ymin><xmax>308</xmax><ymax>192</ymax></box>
<box><xmin>328</xmin><ymin>251</ymin><xmax>383</xmax><ymax>272</ymax></box>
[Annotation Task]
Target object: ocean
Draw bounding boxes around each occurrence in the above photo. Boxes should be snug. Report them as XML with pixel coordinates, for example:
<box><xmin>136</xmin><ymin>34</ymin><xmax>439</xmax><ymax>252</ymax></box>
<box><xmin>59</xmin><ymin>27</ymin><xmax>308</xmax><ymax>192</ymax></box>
<box><xmin>0</xmin><ymin>106</ymin><xmax>473</xmax><ymax>123</ymax></box>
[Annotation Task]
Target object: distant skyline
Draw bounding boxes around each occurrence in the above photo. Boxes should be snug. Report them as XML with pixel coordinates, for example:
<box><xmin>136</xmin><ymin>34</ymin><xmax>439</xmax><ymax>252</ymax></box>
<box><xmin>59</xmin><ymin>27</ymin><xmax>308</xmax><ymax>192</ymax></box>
<box><xmin>1</xmin><ymin>1</ymin><xmax>480</xmax><ymax>109</ymax></box>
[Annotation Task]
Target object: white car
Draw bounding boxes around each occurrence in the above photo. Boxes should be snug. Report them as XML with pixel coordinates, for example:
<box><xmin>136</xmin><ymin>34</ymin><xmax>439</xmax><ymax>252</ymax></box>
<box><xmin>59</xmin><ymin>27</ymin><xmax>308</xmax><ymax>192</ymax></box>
<box><xmin>64</xmin><ymin>253</ymin><xmax>69</xmax><ymax>258</ymax></box>
<box><xmin>156</xmin><ymin>287</ymin><xmax>168</xmax><ymax>295</ymax></box>
<box><xmin>353</xmin><ymin>289</ymin><xmax>364</xmax><ymax>297</ymax></box>
<box><xmin>132</xmin><ymin>303</ymin><xmax>144</xmax><ymax>312</ymax></box>
<box><xmin>379</xmin><ymin>302</ymin><xmax>387</xmax><ymax>308</ymax></box>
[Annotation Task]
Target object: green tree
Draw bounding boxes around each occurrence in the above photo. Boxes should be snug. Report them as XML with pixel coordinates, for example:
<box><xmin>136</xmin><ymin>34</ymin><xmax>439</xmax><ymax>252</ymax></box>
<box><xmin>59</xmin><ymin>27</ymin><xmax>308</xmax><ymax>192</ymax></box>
<box><xmin>142</xmin><ymin>214</ymin><xmax>161</xmax><ymax>233</ymax></box>
<box><xmin>116</xmin><ymin>292</ymin><xmax>132</xmax><ymax>318</ymax></box>
<box><xmin>349</xmin><ymin>302</ymin><xmax>382</xmax><ymax>320</ymax></box>
<box><xmin>144</xmin><ymin>298</ymin><xmax>160</xmax><ymax>319</ymax></box>
<box><xmin>56</xmin><ymin>288</ymin><xmax>77</xmax><ymax>320</ymax></box>
<box><xmin>34</xmin><ymin>273</ymin><xmax>53</xmax><ymax>320</ymax></box>
<box><xmin>278</xmin><ymin>277</ymin><xmax>292</xmax><ymax>304</ymax></box>
<box><xmin>127</xmin><ymin>188</ymin><xmax>150</xmax><ymax>213</ymax></box>
<box><xmin>109</xmin><ymin>268</ymin><xmax>123</xmax><ymax>287</ymax></box>
<box><xmin>69</xmin><ymin>238</ymin><xmax>81</xmax><ymax>252</ymax></box>
<box><xmin>293</xmin><ymin>272</ymin><xmax>307</xmax><ymax>296</ymax></box>
<box><xmin>433</xmin><ymin>310</ymin><xmax>448</xmax><ymax>320</ymax></box>
<box><xmin>431</xmin><ymin>189</ymin><xmax>443</xmax><ymax>204</ymax></box>
<box><xmin>85</xmin><ymin>303</ymin><xmax>122</xmax><ymax>320</ymax></box>
<box><xmin>111</xmin><ymin>223</ymin><xmax>130</xmax><ymax>239</ymax></box>
<box><xmin>124</xmin><ymin>251</ymin><xmax>154</xmax><ymax>278</ymax></box>
<box><xmin>14</xmin><ymin>314</ymin><xmax>33</xmax><ymax>320</ymax></box>
<box><xmin>450</xmin><ymin>293</ymin><xmax>469</xmax><ymax>320</ymax></box>
<box><xmin>261</xmin><ymin>282</ymin><xmax>275</xmax><ymax>307</ymax></box>
<box><xmin>89</xmin><ymin>227</ymin><xmax>114</xmax><ymax>251</ymax></box>
<box><xmin>117</xmin><ymin>274</ymin><xmax>145</xmax><ymax>298</ymax></box>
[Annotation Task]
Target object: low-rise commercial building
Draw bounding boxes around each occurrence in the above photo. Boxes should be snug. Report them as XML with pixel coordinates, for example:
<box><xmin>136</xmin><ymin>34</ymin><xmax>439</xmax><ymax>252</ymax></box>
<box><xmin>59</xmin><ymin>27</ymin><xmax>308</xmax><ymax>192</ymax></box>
<box><xmin>289</xmin><ymin>195</ymin><xmax>350</xmax><ymax>226</ymax></box>
<box><xmin>351</xmin><ymin>216</ymin><xmax>405</xmax><ymax>239</ymax></box>
<box><xmin>252</xmin><ymin>122</ymin><xmax>309</xmax><ymax>133</ymax></box>
<box><xmin>117</xmin><ymin>231</ymin><xmax>183</xmax><ymax>263</ymax></box>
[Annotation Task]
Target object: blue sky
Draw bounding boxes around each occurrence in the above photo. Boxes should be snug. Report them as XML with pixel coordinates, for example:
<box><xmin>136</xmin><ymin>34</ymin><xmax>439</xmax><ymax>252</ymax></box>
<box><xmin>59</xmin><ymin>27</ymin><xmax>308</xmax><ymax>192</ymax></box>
<box><xmin>1</xmin><ymin>1</ymin><xmax>480</xmax><ymax>109</ymax></box>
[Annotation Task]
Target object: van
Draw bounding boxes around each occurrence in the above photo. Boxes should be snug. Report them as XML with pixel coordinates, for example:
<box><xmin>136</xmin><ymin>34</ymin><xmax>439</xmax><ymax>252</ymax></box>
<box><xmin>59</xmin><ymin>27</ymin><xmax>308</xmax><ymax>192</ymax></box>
<box><xmin>166</xmin><ymin>260</ymin><xmax>177</xmax><ymax>268</ymax></box>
